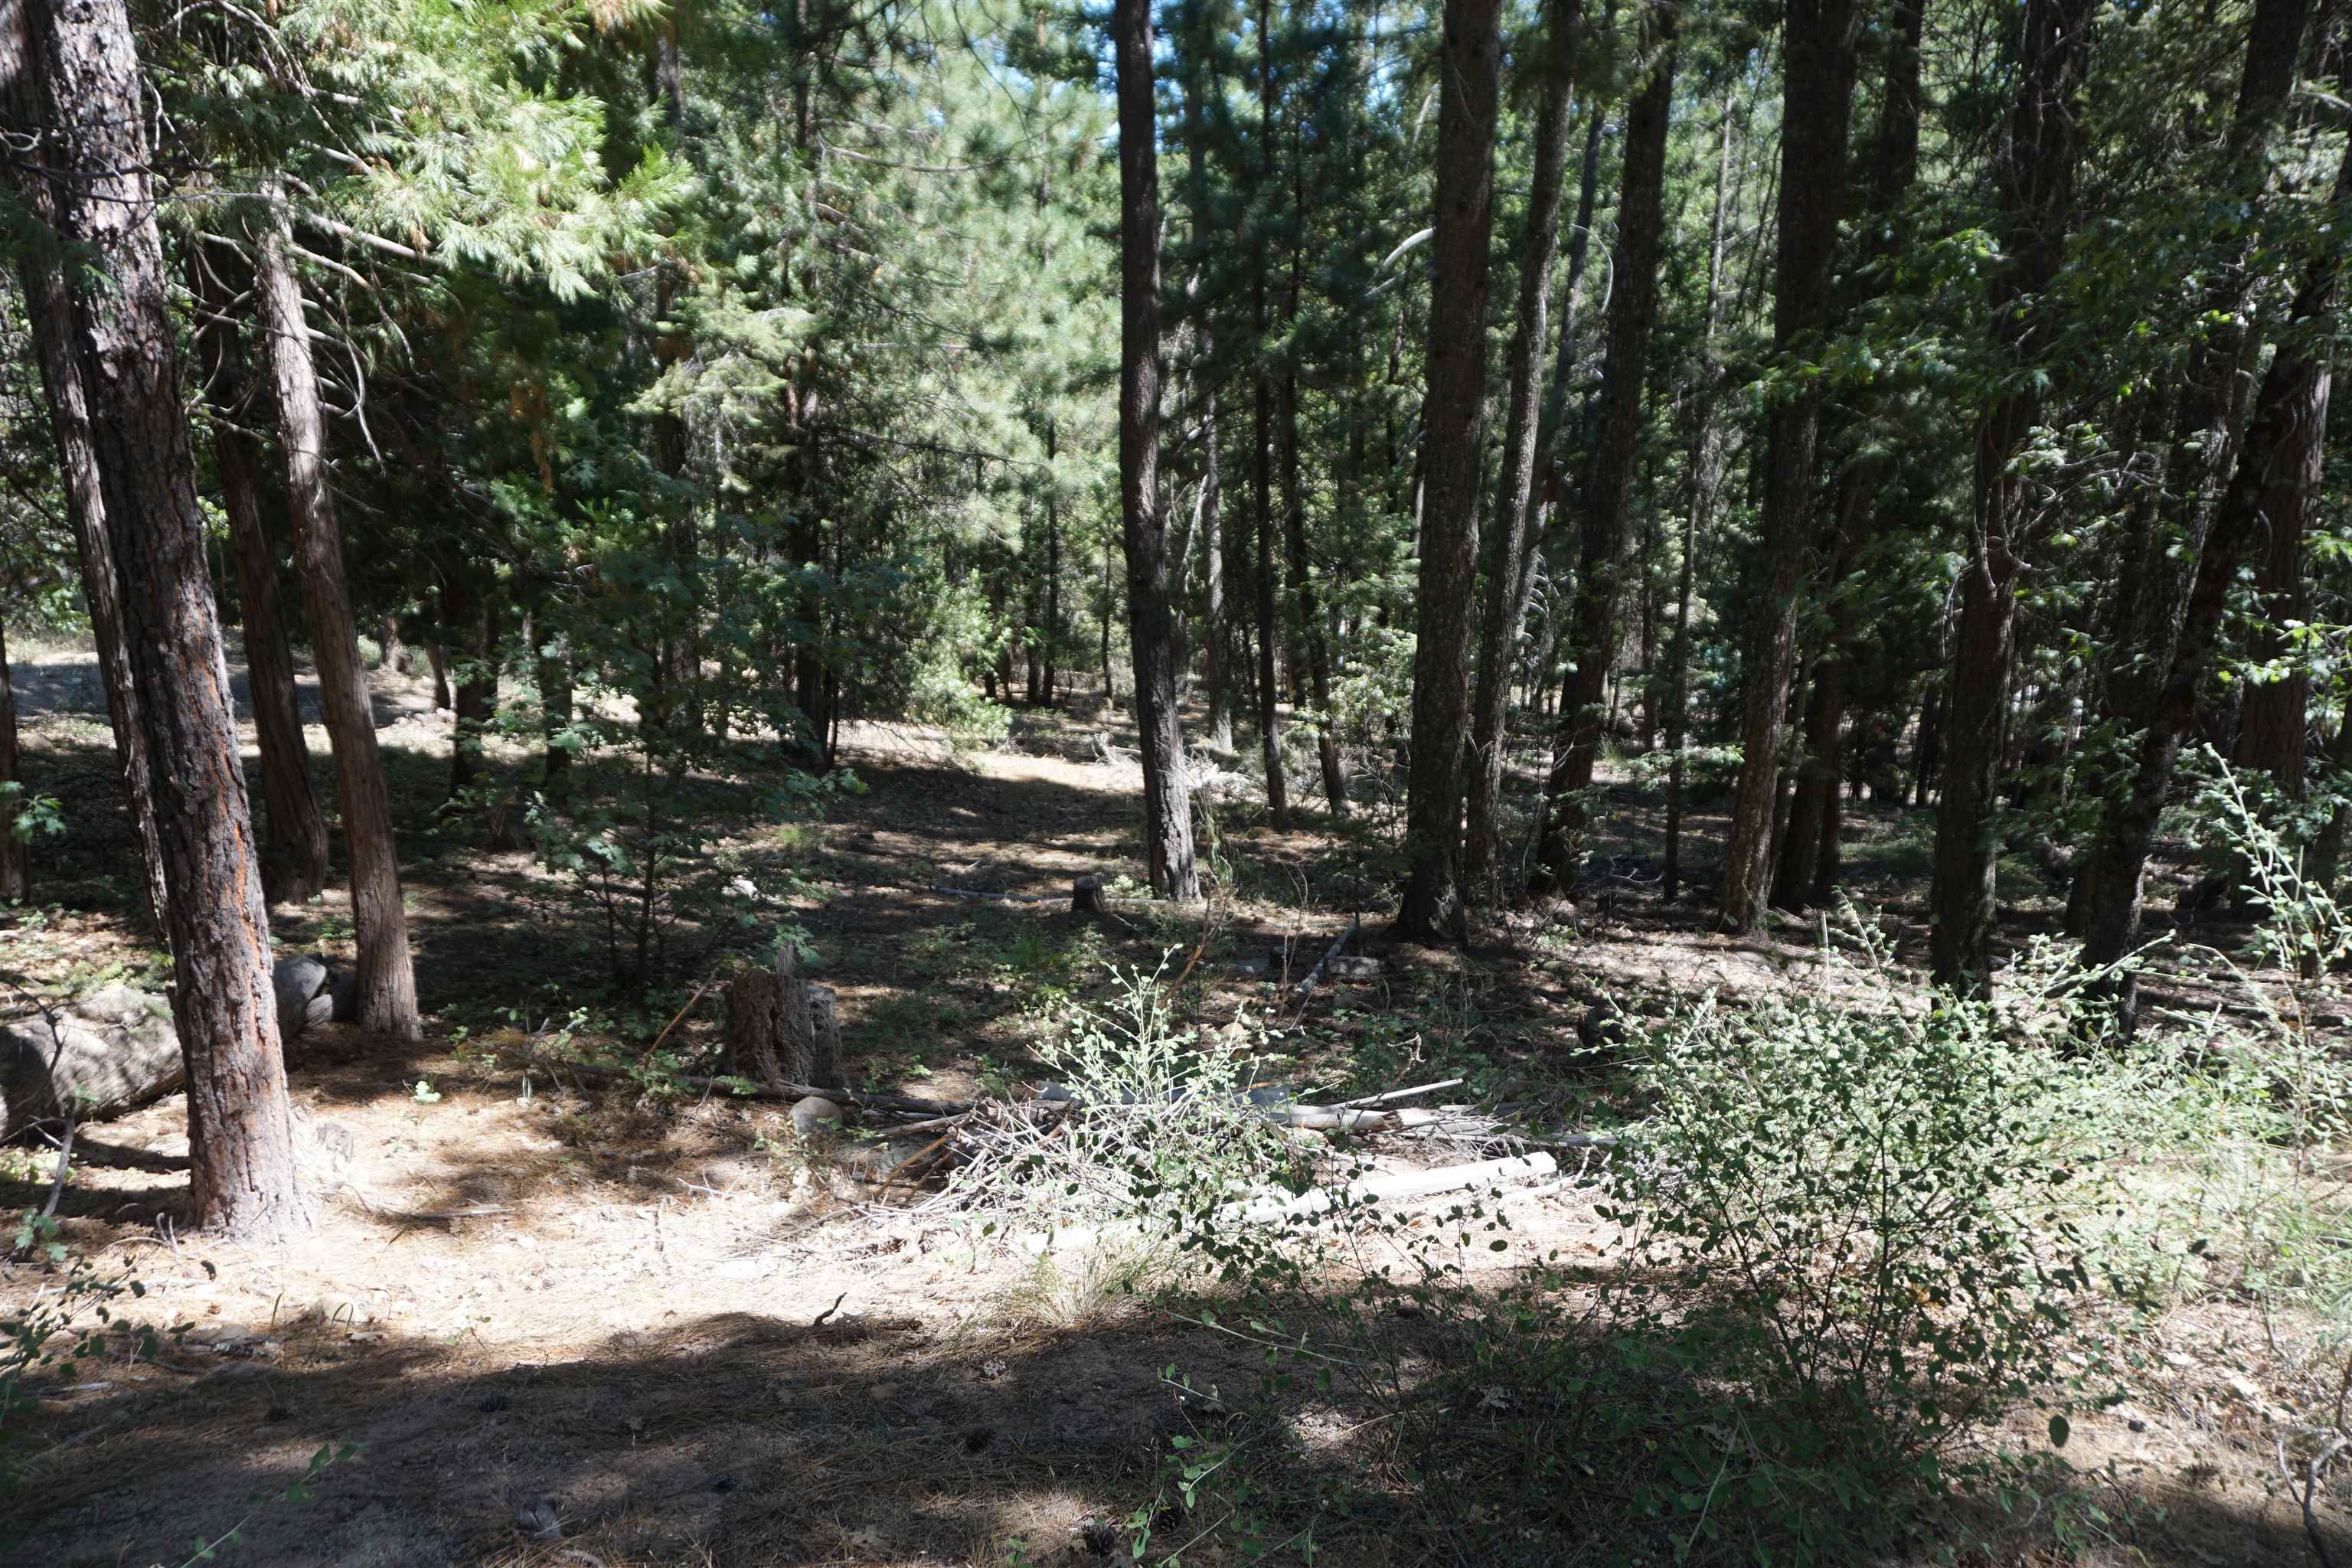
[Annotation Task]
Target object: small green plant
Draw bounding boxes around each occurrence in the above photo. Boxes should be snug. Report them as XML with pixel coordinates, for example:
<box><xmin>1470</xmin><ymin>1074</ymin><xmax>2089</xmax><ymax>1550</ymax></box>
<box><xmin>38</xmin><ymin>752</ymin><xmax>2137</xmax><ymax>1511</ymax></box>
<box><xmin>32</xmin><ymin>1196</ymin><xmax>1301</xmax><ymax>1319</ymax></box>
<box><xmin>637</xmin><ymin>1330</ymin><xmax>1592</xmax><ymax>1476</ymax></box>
<box><xmin>2</xmin><ymin>1214</ymin><xmax>169</xmax><ymax>1497</ymax></box>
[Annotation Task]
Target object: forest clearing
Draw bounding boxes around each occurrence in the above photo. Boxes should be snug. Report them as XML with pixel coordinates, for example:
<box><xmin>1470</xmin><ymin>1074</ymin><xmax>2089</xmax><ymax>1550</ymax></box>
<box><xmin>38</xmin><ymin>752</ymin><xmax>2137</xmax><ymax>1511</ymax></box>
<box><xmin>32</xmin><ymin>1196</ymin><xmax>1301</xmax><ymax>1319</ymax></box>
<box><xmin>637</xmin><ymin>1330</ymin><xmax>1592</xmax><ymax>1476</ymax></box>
<box><xmin>5</xmin><ymin>0</ymin><xmax>2352</xmax><ymax>1563</ymax></box>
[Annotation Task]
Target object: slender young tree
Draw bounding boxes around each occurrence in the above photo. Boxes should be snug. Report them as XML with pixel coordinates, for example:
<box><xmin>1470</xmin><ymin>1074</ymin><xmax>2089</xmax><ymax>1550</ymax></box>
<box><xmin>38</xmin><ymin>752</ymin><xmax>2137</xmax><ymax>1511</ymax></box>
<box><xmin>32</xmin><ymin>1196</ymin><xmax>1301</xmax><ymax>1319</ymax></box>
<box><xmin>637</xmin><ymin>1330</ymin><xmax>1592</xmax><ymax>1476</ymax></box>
<box><xmin>1717</xmin><ymin>0</ymin><xmax>1860</xmax><ymax>930</ymax></box>
<box><xmin>1462</xmin><ymin>44</ymin><xmax>1575</xmax><ymax>894</ymax></box>
<box><xmin>1395</xmin><ymin>0</ymin><xmax>1503</xmax><ymax>943</ymax></box>
<box><xmin>1112</xmin><ymin>0</ymin><xmax>1200</xmax><ymax>901</ymax></box>
<box><xmin>252</xmin><ymin>198</ymin><xmax>422</xmax><ymax>1037</ymax></box>
<box><xmin>1928</xmin><ymin>0</ymin><xmax>2096</xmax><ymax>995</ymax></box>
<box><xmin>188</xmin><ymin>245</ymin><xmax>331</xmax><ymax>906</ymax></box>
<box><xmin>18</xmin><ymin>0</ymin><xmax>308</xmax><ymax>1236</ymax></box>
<box><xmin>1532</xmin><ymin>0</ymin><xmax>1678</xmax><ymax>895</ymax></box>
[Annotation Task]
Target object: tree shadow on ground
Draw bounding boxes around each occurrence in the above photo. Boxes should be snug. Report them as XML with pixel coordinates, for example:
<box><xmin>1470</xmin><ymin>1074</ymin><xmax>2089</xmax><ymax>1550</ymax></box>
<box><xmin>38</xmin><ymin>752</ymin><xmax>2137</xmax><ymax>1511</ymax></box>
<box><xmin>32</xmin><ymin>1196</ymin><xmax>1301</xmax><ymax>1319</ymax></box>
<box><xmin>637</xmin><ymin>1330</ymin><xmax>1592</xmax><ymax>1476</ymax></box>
<box><xmin>3</xmin><ymin>1266</ymin><xmax>2334</xmax><ymax>1568</ymax></box>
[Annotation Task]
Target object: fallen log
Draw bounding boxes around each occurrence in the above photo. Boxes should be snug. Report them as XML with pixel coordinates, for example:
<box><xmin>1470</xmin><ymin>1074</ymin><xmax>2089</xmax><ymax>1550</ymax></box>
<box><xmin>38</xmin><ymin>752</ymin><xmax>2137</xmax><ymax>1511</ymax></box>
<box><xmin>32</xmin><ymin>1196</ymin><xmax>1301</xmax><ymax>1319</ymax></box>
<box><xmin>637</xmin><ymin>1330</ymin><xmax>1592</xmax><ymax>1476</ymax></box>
<box><xmin>498</xmin><ymin>1047</ymin><xmax>972</xmax><ymax>1118</ymax></box>
<box><xmin>1333</xmin><ymin>1077</ymin><xmax>1463</xmax><ymax>1110</ymax></box>
<box><xmin>1289</xmin><ymin>916</ymin><xmax>1361</xmax><ymax>1007</ymax></box>
<box><xmin>1222</xmin><ymin>1152</ymin><xmax>1558</xmax><ymax>1227</ymax></box>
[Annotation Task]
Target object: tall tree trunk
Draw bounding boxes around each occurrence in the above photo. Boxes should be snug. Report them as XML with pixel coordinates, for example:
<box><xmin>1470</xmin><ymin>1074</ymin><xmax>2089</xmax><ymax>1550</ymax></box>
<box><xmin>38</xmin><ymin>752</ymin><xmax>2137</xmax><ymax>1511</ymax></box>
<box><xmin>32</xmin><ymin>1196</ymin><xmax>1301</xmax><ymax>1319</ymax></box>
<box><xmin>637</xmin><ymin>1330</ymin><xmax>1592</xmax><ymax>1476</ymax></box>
<box><xmin>1717</xmin><ymin>0</ymin><xmax>1860</xmax><ymax>930</ymax></box>
<box><xmin>1663</xmin><ymin>88</ymin><xmax>1742</xmax><ymax>905</ymax></box>
<box><xmin>1252</xmin><ymin>0</ymin><xmax>1287</xmax><ymax>828</ymax></box>
<box><xmin>0</xmin><ymin>620</ymin><xmax>25</xmax><ymax>903</ymax></box>
<box><xmin>1531</xmin><ymin>2</ymin><xmax>1678</xmax><ymax>896</ymax></box>
<box><xmin>253</xmin><ymin>195</ymin><xmax>421</xmax><ymax>1039</ymax></box>
<box><xmin>1178</xmin><ymin>15</ymin><xmax>1233</xmax><ymax>753</ymax></box>
<box><xmin>1928</xmin><ymin>0</ymin><xmax>2094</xmax><ymax>995</ymax></box>
<box><xmin>1</xmin><ymin>64</ymin><xmax>168</xmax><ymax>933</ymax></box>
<box><xmin>1112</xmin><ymin>0</ymin><xmax>1200</xmax><ymax>900</ymax></box>
<box><xmin>20</xmin><ymin>0</ymin><xmax>307</xmax><ymax>1236</ymax></box>
<box><xmin>1462</xmin><ymin>61</ymin><xmax>1574</xmax><ymax>893</ymax></box>
<box><xmin>2081</xmin><ymin>118</ymin><xmax>2350</xmax><ymax>1031</ymax></box>
<box><xmin>536</xmin><ymin>601</ymin><xmax>574</xmax><ymax>804</ymax></box>
<box><xmin>188</xmin><ymin>247</ymin><xmax>329</xmax><ymax>906</ymax></box>
<box><xmin>1045</xmin><ymin>421</ymin><xmax>1061</xmax><ymax>706</ymax></box>
<box><xmin>1772</xmin><ymin>0</ymin><xmax>1923</xmax><ymax>913</ymax></box>
<box><xmin>2234</xmin><ymin>477</ymin><xmax>2308</xmax><ymax>795</ymax></box>
<box><xmin>1279</xmin><ymin>374</ymin><xmax>1345</xmax><ymax>815</ymax></box>
<box><xmin>1394</xmin><ymin>0</ymin><xmax>1502</xmax><ymax>942</ymax></box>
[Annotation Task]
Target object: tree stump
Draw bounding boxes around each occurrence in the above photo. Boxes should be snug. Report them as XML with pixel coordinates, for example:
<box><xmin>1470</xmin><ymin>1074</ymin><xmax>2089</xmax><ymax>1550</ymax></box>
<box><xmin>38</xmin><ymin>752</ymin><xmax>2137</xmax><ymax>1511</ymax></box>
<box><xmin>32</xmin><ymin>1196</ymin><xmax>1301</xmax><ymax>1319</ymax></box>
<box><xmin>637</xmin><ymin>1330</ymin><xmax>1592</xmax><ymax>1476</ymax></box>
<box><xmin>724</xmin><ymin>946</ymin><xmax>844</xmax><ymax>1093</ymax></box>
<box><xmin>1070</xmin><ymin>876</ymin><xmax>1106</xmax><ymax>916</ymax></box>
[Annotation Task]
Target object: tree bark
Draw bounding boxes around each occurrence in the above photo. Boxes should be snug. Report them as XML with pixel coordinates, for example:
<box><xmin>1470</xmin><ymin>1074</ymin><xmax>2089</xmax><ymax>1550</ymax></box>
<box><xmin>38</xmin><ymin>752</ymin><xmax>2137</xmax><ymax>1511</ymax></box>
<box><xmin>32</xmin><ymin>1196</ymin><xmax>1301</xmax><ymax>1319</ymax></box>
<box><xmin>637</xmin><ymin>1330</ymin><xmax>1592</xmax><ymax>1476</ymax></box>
<box><xmin>1251</xmin><ymin>0</ymin><xmax>1287</xmax><ymax>828</ymax></box>
<box><xmin>1112</xmin><ymin>0</ymin><xmax>1200</xmax><ymax>900</ymax></box>
<box><xmin>1393</xmin><ymin>0</ymin><xmax>1503</xmax><ymax>943</ymax></box>
<box><xmin>253</xmin><ymin>194</ymin><xmax>421</xmax><ymax>1039</ymax></box>
<box><xmin>1928</xmin><ymin>0</ymin><xmax>2094</xmax><ymax>995</ymax></box>
<box><xmin>187</xmin><ymin>247</ymin><xmax>329</xmax><ymax>906</ymax></box>
<box><xmin>1717</xmin><ymin>0</ymin><xmax>1860</xmax><ymax>930</ymax></box>
<box><xmin>447</xmin><ymin>567</ymin><xmax>498</xmax><ymax>800</ymax></box>
<box><xmin>1</xmin><ymin>57</ymin><xmax>168</xmax><ymax>933</ymax></box>
<box><xmin>21</xmin><ymin>0</ymin><xmax>309</xmax><ymax>1236</ymax></box>
<box><xmin>2081</xmin><ymin>118</ymin><xmax>2350</xmax><ymax>1031</ymax></box>
<box><xmin>1462</xmin><ymin>63</ymin><xmax>1574</xmax><ymax>893</ymax></box>
<box><xmin>1178</xmin><ymin>27</ymin><xmax>1233</xmax><ymax>754</ymax></box>
<box><xmin>1531</xmin><ymin>2</ymin><xmax>1678</xmax><ymax>897</ymax></box>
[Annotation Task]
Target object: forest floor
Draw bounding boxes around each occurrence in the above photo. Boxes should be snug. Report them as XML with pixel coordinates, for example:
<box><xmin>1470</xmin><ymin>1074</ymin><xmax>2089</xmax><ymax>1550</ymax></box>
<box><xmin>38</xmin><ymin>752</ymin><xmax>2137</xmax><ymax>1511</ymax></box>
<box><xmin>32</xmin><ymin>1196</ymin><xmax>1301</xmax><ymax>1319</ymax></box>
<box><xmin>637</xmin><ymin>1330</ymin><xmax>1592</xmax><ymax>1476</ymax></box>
<box><xmin>0</xmin><ymin>637</ymin><xmax>2344</xmax><ymax>1567</ymax></box>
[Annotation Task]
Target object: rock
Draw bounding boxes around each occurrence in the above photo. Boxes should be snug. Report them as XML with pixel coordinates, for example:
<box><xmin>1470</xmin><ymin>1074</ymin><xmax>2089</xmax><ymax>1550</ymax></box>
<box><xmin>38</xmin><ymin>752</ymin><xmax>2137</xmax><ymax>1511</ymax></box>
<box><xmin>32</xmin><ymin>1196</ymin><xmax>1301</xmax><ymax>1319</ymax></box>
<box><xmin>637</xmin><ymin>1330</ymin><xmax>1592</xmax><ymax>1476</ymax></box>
<box><xmin>791</xmin><ymin>1096</ymin><xmax>844</xmax><ymax>1138</ymax></box>
<box><xmin>273</xmin><ymin>955</ymin><xmax>338</xmax><ymax>1041</ymax></box>
<box><xmin>1326</xmin><ymin>956</ymin><xmax>1383</xmax><ymax>981</ymax></box>
<box><xmin>0</xmin><ymin>985</ymin><xmax>181</xmax><ymax>1141</ymax></box>
<box><xmin>512</xmin><ymin>1498</ymin><xmax>562</xmax><ymax>1542</ymax></box>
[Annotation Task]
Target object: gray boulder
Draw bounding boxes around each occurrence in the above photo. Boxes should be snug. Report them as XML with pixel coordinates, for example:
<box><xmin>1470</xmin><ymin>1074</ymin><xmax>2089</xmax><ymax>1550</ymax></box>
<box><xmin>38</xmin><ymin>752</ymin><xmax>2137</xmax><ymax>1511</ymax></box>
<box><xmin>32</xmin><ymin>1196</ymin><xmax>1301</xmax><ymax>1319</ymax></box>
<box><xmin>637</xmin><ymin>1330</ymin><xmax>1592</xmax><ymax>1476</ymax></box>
<box><xmin>1</xmin><ymin>985</ymin><xmax>181</xmax><ymax>1140</ymax></box>
<box><xmin>273</xmin><ymin>955</ymin><xmax>340</xmax><ymax>1041</ymax></box>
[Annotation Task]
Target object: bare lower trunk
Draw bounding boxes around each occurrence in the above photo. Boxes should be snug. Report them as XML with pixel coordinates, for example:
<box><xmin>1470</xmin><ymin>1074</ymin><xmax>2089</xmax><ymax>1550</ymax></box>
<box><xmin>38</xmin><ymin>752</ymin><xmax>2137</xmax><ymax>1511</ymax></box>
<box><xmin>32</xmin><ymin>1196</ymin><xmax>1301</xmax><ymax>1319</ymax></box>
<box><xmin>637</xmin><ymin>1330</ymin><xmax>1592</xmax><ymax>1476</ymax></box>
<box><xmin>188</xmin><ymin>247</ymin><xmax>328</xmax><ymax>905</ymax></box>
<box><xmin>253</xmin><ymin>194</ymin><xmax>420</xmax><ymax>1040</ymax></box>
<box><xmin>1929</xmin><ymin>0</ymin><xmax>2093</xmax><ymax>996</ymax></box>
<box><xmin>1462</xmin><ymin>65</ymin><xmax>1573</xmax><ymax>892</ymax></box>
<box><xmin>1531</xmin><ymin>5</ymin><xmax>1678</xmax><ymax>896</ymax></box>
<box><xmin>1112</xmin><ymin>0</ymin><xmax>1199</xmax><ymax>900</ymax></box>
<box><xmin>23</xmin><ymin>0</ymin><xmax>309</xmax><ymax>1236</ymax></box>
<box><xmin>1394</xmin><ymin>0</ymin><xmax>1502</xmax><ymax>943</ymax></box>
<box><xmin>1717</xmin><ymin>0</ymin><xmax>1860</xmax><ymax>930</ymax></box>
<box><xmin>2</xmin><ymin>124</ymin><xmax>168</xmax><ymax>933</ymax></box>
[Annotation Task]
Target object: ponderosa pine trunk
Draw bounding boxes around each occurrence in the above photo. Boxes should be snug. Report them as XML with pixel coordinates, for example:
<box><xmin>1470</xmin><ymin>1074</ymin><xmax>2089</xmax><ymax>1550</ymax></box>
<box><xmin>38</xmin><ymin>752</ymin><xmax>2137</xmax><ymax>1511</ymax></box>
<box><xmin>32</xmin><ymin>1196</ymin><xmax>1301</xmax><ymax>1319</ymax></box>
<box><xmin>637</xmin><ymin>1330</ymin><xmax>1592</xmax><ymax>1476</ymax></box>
<box><xmin>20</xmin><ymin>0</ymin><xmax>308</xmax><ymax>1236</ymax></box>
<box><xmin>2080</xmin><ymin>116</ymin><xmax>2349</xmax><ymax>1031</ymax></box>
<box><xmin>188</xmin><ymin>246</ymin><xmax>329</xmax><ymax>906</ymax></box>
<box><xmin>1530</xmin><ymin>2</ymin><xmax>1678</xmax><ymax>897</ymax></box>
<box><xmin>2235</xmin><ymin>472</ymin><xmax>2308</xmax><ymax>795</ymax></box>
<box><xmin>1393</xmin><ymin>0</ymin><xmax>1502</xmax><ymax>943</ymax></box>
<box><xmin>1</xmin><ymin>55</ymin><xmax>168</xmax><ymax>933</ymax></box>
<box><xmin>1112</xmin><ymin>0</ymin><xmax>1200</xmax><ymax>901</ymax></box>
<box><xmin>1462</xmin><ymin>61</ymin><xmax>1574</xmax><ymax>893</ymax></box>
<box><xmin>1717</xmin><ymin>0</ymin><xmax>1860</xmax><ymax>931</ymax></box>
<box><xmin>1928</xmin><ymin>0</ymin><xmax>2094</xmax><ymax>995</ymax></box>
<box><xmin>253</xmin><ymin>195</ymin><xmax>421</xmax><ymax>1039</ymax></box>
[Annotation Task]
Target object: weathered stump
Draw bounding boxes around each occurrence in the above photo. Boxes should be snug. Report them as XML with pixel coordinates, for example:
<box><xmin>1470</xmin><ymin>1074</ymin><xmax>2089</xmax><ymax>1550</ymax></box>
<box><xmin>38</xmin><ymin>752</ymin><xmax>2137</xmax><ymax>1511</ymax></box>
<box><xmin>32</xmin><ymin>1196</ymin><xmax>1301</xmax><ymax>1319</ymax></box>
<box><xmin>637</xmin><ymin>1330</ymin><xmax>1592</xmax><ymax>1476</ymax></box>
<box><xmin>724</xmin><ymin>946</ymin><xmax>844</xmax><ymax>1093</ymax></box>
<box><xmin>1070</xmin><ymin>876</ymin><xmax>1106</xmax><ymax>916</ymax></box>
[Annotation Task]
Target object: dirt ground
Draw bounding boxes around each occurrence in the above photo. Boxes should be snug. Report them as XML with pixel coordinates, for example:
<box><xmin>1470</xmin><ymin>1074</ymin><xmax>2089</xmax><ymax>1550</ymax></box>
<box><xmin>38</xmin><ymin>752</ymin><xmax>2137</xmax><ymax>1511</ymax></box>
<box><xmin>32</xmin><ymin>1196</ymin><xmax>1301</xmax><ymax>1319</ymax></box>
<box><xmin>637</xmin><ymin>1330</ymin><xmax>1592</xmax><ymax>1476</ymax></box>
<box><xmin>0</xmin><ymin>642</ymin><xmax>2344</xmax><ymax>1566</ymax></box>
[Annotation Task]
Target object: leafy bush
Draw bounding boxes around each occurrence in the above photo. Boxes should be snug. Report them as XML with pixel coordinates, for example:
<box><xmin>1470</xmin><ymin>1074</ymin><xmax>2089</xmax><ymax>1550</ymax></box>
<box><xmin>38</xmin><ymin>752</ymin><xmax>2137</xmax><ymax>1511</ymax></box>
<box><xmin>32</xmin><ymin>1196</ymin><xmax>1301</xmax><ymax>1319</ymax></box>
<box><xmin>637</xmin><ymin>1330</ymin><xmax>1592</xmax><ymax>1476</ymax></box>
<box><xmin>1607</xmin><ymin>972</ymin><xmax>2100</xmax><ymax>1545</ymax></box>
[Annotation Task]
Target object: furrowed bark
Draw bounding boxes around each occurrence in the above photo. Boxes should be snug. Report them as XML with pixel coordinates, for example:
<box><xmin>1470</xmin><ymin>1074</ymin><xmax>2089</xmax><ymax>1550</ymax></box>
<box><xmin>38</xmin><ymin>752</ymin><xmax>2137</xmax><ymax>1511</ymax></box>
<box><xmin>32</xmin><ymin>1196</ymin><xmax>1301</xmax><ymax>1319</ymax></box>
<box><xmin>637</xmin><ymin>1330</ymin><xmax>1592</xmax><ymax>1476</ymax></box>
<box><xmin>1394</xmin><ymin>0</ymin><xmax>1503</xmax><ymax>943</ymax></box>
<box><xmin>22</xmin><ymin>0</ymin><xmax>308</xmax><ymax>1236</ymax></box>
